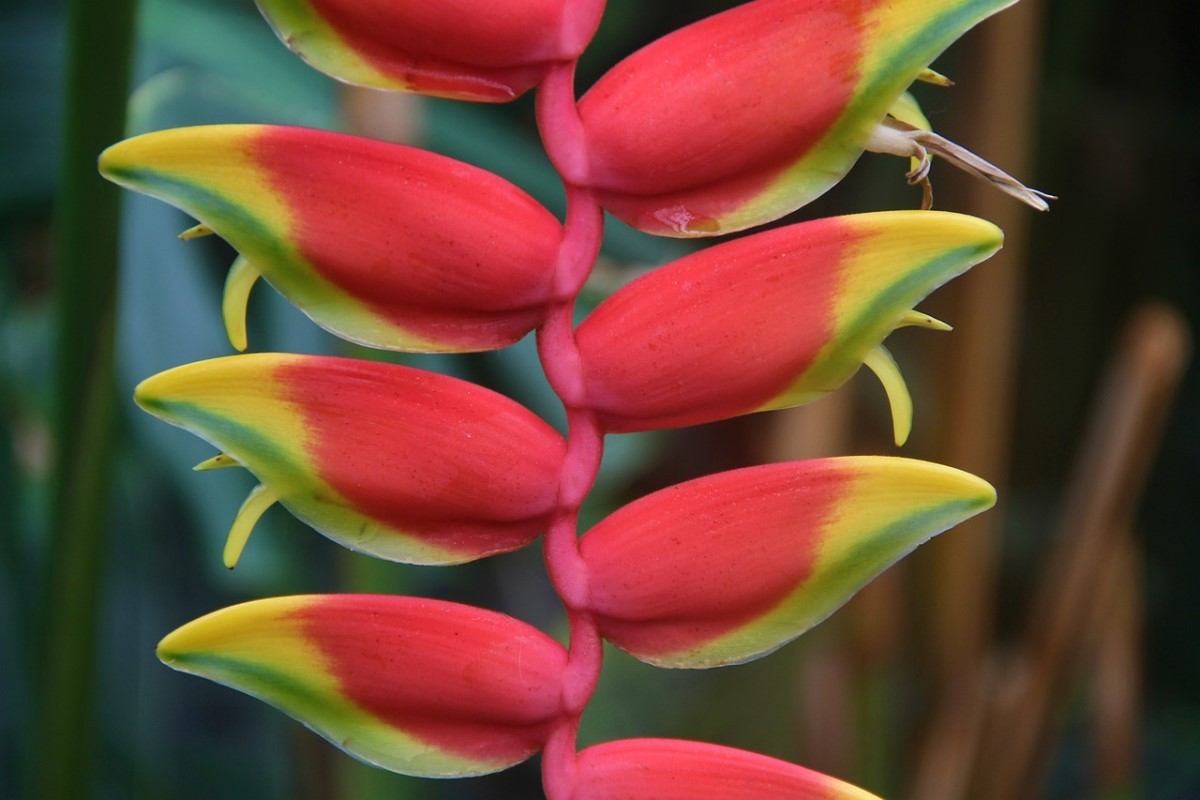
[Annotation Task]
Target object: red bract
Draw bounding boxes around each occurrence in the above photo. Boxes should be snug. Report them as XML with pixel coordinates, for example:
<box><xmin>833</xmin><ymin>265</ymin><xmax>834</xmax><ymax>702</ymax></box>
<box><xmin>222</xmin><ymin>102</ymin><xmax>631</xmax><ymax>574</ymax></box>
<box><xmin>575</xmin><ymin>739</ymin><xmax>881</xmax><ymax>800</ymax></box>
<box><xmin>254</xmin><ymin>0</ymin><xmax>607</xmax><ymax>101</ymax></box>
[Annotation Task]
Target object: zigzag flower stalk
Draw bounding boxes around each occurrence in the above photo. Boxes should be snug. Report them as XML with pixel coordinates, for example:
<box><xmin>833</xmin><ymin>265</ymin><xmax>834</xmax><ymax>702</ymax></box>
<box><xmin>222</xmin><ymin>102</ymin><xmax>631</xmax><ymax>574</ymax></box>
<box><xmin>104</xmin><ymin>1</ymin><xmax>1048</xmax><ymax>797</ymax></box>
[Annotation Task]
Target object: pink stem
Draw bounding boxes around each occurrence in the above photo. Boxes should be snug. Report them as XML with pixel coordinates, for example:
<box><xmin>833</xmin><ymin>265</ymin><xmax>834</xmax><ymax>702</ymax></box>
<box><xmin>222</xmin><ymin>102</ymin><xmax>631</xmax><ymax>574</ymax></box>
<box><xmin>535</xmin><ymin>59</ymin><xmax>607</xmax><ymax>800</ymax></box>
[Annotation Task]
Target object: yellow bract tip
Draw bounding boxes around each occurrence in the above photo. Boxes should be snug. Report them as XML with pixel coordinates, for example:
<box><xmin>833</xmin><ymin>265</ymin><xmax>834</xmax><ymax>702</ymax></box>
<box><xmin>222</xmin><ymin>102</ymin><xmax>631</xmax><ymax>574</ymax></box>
<box><xmin>898</xmin><ymin>309</ymin><xmax>953</xmax><ymax>332</ymax></box>
<box><xmin>156</xmin><ymin>595</ymin><xmax>309</xmax><ymax>666</ymax></box>
<box><xmin>224</xmin><ymin>483</ymin><xmax>279</xmax><ymax>569</ymax></box>
<box><xmin>863</xmin><ymin>345</ymin><xmax>913</xmax><ymax>446</ymax></box>
<box><xmin>916</xmin><ymin>67</ymin><xmax>954</xmax><ymax>87</ymax></box>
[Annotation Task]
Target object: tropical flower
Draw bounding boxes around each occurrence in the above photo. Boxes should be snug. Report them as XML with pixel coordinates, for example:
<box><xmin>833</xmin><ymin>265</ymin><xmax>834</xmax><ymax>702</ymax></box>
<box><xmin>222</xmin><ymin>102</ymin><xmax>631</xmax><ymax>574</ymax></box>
<box><xmin>106</xmin><ymin>0</ymin><xmax>1045</xmax><ymax>795</ymax></box>
<box><xmin>157</xmin><ymin>595</ymin><xmax>569</xmax><ymax>777</ymax></box>
<box><xmin>136</xmin><ymin>354</ymin><xmax>565</xmax><ymax>567</ymax></box>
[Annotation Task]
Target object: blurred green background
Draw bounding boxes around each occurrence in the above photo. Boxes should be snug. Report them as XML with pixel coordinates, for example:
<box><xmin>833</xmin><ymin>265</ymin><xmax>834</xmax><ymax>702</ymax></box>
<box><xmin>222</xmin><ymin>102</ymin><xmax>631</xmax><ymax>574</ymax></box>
<box><xmin>1</xmin><ymin>0</ymin><xmax>1196</xmax><ymax>798</ymax></box>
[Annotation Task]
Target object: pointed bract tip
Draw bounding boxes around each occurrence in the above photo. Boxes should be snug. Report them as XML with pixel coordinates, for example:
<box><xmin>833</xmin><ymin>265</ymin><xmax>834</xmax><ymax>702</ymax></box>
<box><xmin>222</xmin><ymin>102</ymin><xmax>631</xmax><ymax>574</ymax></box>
<box><xmin>193</xmin><ymin>453</ymin><xmax>239</xmax><ymax>471</ymax></box>
<box><xmin>917</xmin><ymin>67</ymin><xmax>954</xmax><ymax>87</ymax></box>
<box><xmin>899</xmin><ymin>310</ymin><xmax>953</xmax><ymax>331</ymax></box>
<box><xmin>881</xmin><ymin>457</ymin><xmax>997</xmax><ymax>512</ymax></box>
<box><xmin>178</xmin><ymin>223</ymin><xmax>215</xmax><ymax>240</ymax></box>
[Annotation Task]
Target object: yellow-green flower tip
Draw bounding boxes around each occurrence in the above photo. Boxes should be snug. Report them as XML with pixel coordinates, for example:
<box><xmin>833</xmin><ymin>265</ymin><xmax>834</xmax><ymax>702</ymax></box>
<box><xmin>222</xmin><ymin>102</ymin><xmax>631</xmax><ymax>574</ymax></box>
<box><xmin>135</xmin><ymin>354</ymin><xmax>565</xmax><ymax>566</ymax></box>
<box><xmin>582</xmin><ymin>457</ymin><xmax>994</xmax><ymax>668</ymax></box>
<box><xmin>158</xmin><ymin>595</ymin><xmax>568</xmax><ymax>777</ymax></box>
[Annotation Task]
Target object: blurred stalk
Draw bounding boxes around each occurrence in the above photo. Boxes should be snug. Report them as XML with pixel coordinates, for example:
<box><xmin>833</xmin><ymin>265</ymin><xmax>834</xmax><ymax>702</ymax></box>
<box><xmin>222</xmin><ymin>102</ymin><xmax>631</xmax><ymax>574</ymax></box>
<box><xmin>910</xmin><ymin>2</ymin><xmax>1046</xmax><ymax>796</ymax></box>
<box><xmin>975</xmin><ymin>304</ymin><xmax>1188</xmax><ymax>799</ymax></box>
<box><xmin>922</xmin><ymin>0</ymin><xmax>1045</xmax><ymax>686</ymax></box>
<box><xmin>35</xmin><ymin>0</ymin><xmax>138</xmax><ymax>796</ymax></box>
<box><xmin>1090</xmin><ymin>532</ymin><xmax>1141</xmax><ymax>800</ymax></box>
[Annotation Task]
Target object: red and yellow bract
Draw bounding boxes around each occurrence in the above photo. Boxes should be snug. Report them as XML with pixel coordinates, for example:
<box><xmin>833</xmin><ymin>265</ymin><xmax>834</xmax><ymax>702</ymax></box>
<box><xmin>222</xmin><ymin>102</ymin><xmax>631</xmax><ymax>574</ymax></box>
<box><xmin>135</xmin><ymin>354</ymin><xmax>565</xmax><ymax>565</ymax></box>
<box><xmin>577</xmin><ymin>211</ymin><xmax>1002</xmax><ymax>436</ymax></box>
<box><xmin>100</xmin><ymin>125</ymin><xmax>562</xmax><ymax>352</ymax></box>
<box><xmin>582</xmin><ymin>458</ymin><xmax>995</xmax><ymax>668</ymax></box>
<box><xmin>578</xmin><ymin>0</ymin><xmax>1020</xmax><ymax>235</ymax></box>
<box><xmin>157</xmin><ymin>595</ymin><xmax>569</xmax><ymax>777</ymax></box>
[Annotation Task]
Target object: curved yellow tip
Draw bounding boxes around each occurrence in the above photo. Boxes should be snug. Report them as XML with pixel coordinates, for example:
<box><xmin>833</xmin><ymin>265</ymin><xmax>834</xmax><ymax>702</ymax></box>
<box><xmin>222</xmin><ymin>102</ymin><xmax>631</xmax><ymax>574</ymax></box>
<box><xmin>916</xmin><ymin>67</ymin><xmax>954</xmax><ymax>87</ymax></box>
<box><xmin>223</xmin><ymin>256</ymin><xmax>260</xmax><ymax>352</ymax></box>
<box><xmin>863</xmin><ymin>345</ymin><xmax>913</xmax><ymax>446</ymax></box>
<box><xmin>898</xmin><ymin>309</ymin><xmax>953</xmax><ymax>332</ymax></box>
<box><xmin>224</xmin><ymin>483</ymin><xmax>279</xmax><ymax>569</ymax></box>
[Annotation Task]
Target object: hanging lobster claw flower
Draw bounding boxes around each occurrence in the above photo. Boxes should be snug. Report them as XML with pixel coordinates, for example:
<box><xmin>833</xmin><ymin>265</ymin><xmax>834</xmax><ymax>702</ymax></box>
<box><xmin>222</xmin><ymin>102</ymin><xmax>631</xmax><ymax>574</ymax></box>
<box><xmin>100</xmin><ymin>125</ymin><xmax>562</xmax><ymax>353</ymax></box>
<box><xmin>575</xmin><ymin>738</ymin><xmax>881</xmax><ymax>800</ymax></box>
<box><xmin>577</xmin><ymin>0</ymin><xmax>1049</xmax><ymax>236</ymax></box>
<box><xmin>135</xmin><ymin>354</ymin><xmax>565</xmax><ymax>567</ymax></box>
<box><xmin>253</xmin><ymin>0</ymin><xmax>607</xmax><ymax>101</ymax></box>
<box><xmin>576</xmin><ymin>211</ymin><xmax>1001</xmax><ymax>441</ymax></box>
<box><xmin>581</xmin><ymin>458</ymin><xmax>995</xmax><ymax>668</ymax></box>
<box><xmin>158</xmin><ymin>595</ymin><xmax>568</xmax><ymax>777</ymax></box>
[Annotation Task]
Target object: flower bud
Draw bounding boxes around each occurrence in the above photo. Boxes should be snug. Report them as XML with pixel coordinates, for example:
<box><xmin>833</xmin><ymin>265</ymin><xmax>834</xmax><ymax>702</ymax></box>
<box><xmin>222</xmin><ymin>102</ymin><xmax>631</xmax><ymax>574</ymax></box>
<box><xmin>158</xmin><ymin>595</ymin><xmax>568</xmax><ymax>777</ymax></box>
<box><xmin>135</xmin><ymin>354</ymin><xmax>565</xmax><ymax>566</ymax></box>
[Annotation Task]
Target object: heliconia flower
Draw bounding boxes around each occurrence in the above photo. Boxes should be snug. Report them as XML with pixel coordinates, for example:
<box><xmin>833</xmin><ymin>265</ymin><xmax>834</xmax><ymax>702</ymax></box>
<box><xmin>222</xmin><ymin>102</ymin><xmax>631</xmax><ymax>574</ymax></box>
<box><xmin>576</xmin><ymin>0</ymin><xmax>1050</xmax><ymax>236</ymax></box>
<box><xmin>135</xmin><ymin>354</ymin><xmax>565</xmax><ymax>567</ymax></box>
<box><xmin>157</xmin><ymin>595</ymin><xmax>568</xmax><ymax>777</ymax></box>
<box><xmin>576</xmin><ymin>211</ymin><xmax>1001</xmax><ymax>442</ymax></box>
<box><xmin>574</xmin><ymin>738</ymin><xmax>881</xmax><ymax>800</ymax></box>
<box><xmin>581</xmin><ymin>457</ymin><xmax>995</xmax><ymax>668</ymax></box>
<box><xmin>99</xmin><ymin>125</ymin><xmax>562</xmax><ymax>353</ymax></box>
<box><xmin>252</xmin><ymin>0</ymin><xmax>607</xmax><ymax>102</ymax></box>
